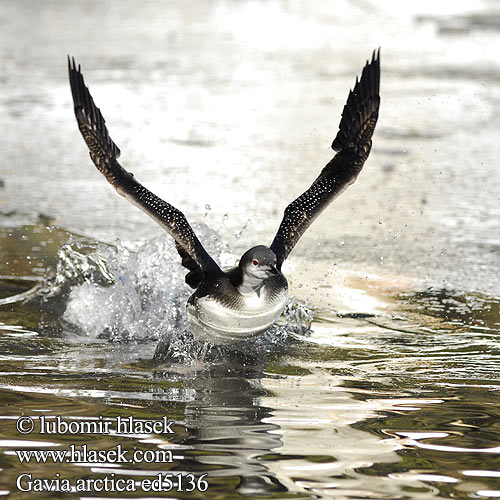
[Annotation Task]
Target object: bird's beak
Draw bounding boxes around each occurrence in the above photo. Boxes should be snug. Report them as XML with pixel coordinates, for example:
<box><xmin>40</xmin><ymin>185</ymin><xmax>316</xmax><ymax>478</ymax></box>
<box><xmin>270</xmin><ymin>264</ymin><xmax>280</xmax><ymax>275</ymax></box>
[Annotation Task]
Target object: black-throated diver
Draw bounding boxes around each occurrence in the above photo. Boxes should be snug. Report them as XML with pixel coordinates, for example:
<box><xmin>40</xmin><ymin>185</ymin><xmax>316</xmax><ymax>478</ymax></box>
<box><xmin>68</xmin><ymin>50</ymin><xmax>380</xmax><ymax>344</ymax></box>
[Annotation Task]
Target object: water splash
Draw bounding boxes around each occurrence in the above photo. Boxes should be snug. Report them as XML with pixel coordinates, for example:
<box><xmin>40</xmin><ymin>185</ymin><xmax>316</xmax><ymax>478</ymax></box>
<box><xmin>38</xmin><ymin>224</ymin><xmax>313</xmax><ymax>362</ymax></box>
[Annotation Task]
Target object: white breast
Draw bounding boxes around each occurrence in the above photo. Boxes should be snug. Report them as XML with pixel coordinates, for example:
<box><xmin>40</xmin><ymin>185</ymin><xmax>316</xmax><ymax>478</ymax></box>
<box><xmin>187</xmin><ymin>288</ymin><xmax>288</xmax><ymax>345</ymax></box>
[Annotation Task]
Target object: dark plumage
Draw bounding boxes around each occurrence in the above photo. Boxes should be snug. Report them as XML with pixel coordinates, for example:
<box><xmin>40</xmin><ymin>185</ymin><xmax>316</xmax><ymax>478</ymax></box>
<box><xmin>270</xmin><ymin>49</ymin><xmax>380</xmax><ymax>269</ymax></box>
<box><xmin>67</xmin><ymin>50</ymin><xmax>381</xmax><ymax>343</ymax></box>
<box><xmin>68</xmin><ymin>57</ymin><xmax>222</xmax><ymax>280</ymax></box>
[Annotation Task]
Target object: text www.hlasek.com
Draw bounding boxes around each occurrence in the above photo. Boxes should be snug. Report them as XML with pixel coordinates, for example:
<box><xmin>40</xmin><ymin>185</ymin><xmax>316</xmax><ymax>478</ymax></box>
<box><xmin>17</xmin><ymin>444</ymin><xmax>171</xmax><ymax>465</ymax></box>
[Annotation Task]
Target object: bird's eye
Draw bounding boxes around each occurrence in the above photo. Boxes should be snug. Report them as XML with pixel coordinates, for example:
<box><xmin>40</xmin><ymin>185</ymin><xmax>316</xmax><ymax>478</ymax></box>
<box><xmin>252</xmin><ymin>259</ymin><xmax>259</xmax><ymax>266</ymax></box>
<box><xmin>274</xmin><ymin>259</ymin><xmax>277</xmax><ymax>265</ymax></box>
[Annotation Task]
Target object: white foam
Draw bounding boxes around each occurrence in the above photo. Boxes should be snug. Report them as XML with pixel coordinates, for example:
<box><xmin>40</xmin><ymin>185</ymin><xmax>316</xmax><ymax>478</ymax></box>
<box><xmin>44</xmin><ymin>224</ymin><xmax>312</xmax><ymax>361</ymax></box>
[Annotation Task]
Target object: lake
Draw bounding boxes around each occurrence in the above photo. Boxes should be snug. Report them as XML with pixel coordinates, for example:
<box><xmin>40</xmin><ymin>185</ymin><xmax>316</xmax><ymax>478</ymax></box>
<box><xmin>0</xmin><ymin>1</ymin><xmax>499</xmax><ymax>498</ymax></box>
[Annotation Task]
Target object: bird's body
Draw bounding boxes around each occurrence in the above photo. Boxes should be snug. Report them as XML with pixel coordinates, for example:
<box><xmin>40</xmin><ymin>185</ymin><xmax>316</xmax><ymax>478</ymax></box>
<box><xmin>183</xmin><ymin>245</ymin><xmax>288</xmax><ymax>343</ymax></box>
<box><xmin>187</xmin><ymin>271</ymin><xmax>288</xmax><ymax>344</ymax></box>
<box><xmin>67</xmin><ymin>50</ymin><xmax>380</xmax><ymax>344</ymax></box>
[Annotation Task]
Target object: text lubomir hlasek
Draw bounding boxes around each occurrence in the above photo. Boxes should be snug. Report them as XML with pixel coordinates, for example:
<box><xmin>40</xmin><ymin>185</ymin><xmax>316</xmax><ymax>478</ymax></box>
<box><xmin>36</xmin><ymin>416</ymin><xmax>174</xmax><ymax>435</ymax></box>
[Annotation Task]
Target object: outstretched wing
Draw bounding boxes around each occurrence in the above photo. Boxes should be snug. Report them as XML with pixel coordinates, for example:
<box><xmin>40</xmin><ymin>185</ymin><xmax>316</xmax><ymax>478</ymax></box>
<box><xmin>68</xmin><ymin>57</ymin><xmax>222</xmax><ymax>281</ymax></box>
<box><xmin>270</xmin><ymin>49</ymin><xmax>380</xmax><ymax>269</ymax></box>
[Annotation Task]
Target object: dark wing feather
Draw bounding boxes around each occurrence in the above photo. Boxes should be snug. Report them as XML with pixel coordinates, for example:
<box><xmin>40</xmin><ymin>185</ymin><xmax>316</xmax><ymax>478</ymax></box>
<box><xmin>68</xmin><ymin>57</ymin><xmax>222</xmax><ymax>279</ymax></box>
<box><xmin>270</xmin><ymin>49</ymin><xmax>380</xmax><ymax>269</ymax></box>
<box><xmin>175</xmin><ymin>242</ymin><xmax>204</xmax><ymax>288</ymax></box>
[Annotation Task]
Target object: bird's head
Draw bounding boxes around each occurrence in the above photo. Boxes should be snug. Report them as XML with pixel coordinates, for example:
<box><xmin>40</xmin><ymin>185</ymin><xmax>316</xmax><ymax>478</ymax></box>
<box><xmin>239</xmin><ymin>245</ymin><xmax>279</xmax><ymax>280</ymax></box>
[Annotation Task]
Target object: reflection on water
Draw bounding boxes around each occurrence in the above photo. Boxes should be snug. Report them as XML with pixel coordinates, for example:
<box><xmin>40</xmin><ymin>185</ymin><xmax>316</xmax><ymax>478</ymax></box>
<box><xmin>0</xmin><ymin>224</ymin><xmax>499</xmax><ymax>498</ymax></box>
<box><xmin>1</xmin><ymin>0</ymin><xmax>500</xmax><ymax>498</ymax></box>
<box><xmin>402</xmin><ymin>289</ymin><xmax>500</xmax><ymax>333</ymax></box>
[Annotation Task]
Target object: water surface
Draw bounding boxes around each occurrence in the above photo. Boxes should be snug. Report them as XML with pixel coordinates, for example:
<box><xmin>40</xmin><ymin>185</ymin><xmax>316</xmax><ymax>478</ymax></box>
<box><xmin>1</xmin><ymin>1</ymin><xmax>500</xmax><ymax>499</ymax></box>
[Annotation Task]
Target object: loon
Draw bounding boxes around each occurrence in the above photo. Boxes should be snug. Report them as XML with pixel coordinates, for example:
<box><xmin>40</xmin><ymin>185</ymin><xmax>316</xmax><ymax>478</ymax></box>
<box><xmin>68</xmin><ymin>50</ymin><xmax>380</xmax><ymax>344</ymax></box>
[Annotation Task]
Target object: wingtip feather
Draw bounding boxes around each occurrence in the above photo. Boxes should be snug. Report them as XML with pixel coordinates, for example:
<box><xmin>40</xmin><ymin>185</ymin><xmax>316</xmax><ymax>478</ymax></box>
<box><xmin>330</xmin><ymin>48</ymin><xmax>381</xmax><ymax>153</ymax></box>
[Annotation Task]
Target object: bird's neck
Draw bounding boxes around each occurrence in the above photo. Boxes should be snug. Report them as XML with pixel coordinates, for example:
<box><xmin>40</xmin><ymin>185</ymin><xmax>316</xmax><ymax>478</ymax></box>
<box><xmin>238</xmin><ymin>272</ymin><xmax>265</xmax><ymax>296</ymax></box>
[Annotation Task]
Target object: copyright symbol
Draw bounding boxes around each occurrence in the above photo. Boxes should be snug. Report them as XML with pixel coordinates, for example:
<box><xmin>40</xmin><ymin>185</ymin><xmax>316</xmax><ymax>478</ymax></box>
<box><xmin>16</xmin><ymin>416</ymin><xmax>35</xmax><ymax>434</ymax></box>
